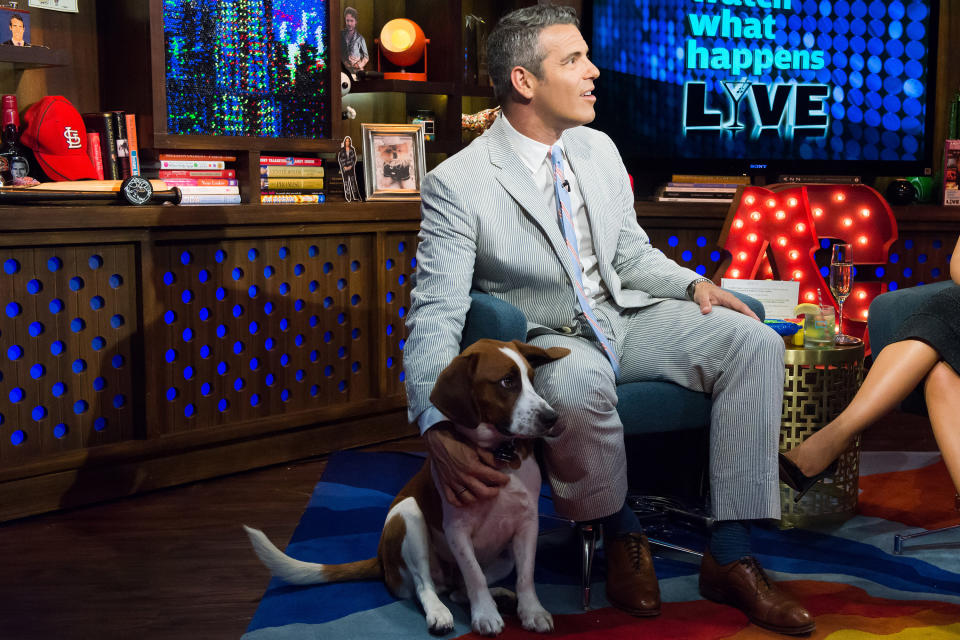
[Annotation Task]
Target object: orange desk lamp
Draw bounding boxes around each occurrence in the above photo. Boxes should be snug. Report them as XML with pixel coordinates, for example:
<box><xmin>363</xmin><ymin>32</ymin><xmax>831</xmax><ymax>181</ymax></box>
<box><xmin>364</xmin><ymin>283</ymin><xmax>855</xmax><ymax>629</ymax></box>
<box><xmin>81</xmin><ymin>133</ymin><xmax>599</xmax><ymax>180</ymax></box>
<box><xmin>376</xmin><ymin>18</ymin><xmax>429</xmax><ymax>81</ymax></box>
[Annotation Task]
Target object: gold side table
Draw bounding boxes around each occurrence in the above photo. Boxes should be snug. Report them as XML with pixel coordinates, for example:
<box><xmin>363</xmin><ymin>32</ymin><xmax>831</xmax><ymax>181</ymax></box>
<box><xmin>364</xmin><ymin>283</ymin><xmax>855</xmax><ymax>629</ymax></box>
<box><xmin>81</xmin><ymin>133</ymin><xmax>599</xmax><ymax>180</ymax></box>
<box><xmin>780</xmin><ymin>342</ymin><xmax>865</xmax><ymax>528</ymax></box>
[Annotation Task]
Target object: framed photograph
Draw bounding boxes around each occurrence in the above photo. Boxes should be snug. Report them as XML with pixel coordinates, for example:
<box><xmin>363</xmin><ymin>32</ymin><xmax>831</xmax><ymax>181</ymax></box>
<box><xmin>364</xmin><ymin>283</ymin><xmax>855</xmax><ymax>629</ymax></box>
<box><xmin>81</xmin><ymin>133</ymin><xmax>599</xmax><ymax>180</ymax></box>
<box><xmin>0</xmin><ymin>8</ymin><xmax>30</xmax><ymax>46</ymax></box>
<box><xmin>361</xmin><ymin>123</ymin><xmax>426</xmax><ymax>201</ymax></box>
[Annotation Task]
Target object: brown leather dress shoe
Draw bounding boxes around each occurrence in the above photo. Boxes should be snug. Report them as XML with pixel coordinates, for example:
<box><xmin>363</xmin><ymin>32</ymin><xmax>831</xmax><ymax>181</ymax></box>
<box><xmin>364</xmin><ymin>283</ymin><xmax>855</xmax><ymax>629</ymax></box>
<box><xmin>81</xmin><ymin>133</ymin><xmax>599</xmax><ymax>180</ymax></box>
<box><xmin>604</xmin><ymin>532</ymin><xmax>661</xmax><ymax>616</ymax></box>
<box><xmin>699</xmin><ymin>550</ymin><xmax>815</xmax><ymax>635</ymax></box>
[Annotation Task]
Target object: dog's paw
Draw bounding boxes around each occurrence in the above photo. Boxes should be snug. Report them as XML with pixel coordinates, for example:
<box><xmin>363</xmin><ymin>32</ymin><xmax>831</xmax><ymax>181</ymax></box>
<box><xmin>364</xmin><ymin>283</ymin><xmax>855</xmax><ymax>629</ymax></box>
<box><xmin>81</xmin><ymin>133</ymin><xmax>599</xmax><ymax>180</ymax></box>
<box><xmin>425</xmin><ymin>603</ymin><xmax>455</xmax><ymax>635</ymax></box>
<box><xmin>471</xmin><ymin>606</ymin><xmax>504</xmax><ymax>636</ymax></box>
<box><xmin>519</xmin><ymin>605</ymin><xmax>553</xmax><ymax>633</ymax></box>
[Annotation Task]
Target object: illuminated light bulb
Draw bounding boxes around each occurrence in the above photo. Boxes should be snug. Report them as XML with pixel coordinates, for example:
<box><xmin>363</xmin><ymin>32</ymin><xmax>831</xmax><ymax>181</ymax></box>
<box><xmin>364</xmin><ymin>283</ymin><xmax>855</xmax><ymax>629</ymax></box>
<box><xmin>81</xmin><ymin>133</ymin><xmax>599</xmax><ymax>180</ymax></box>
<box><xmin>805</xmin><ymin>291</ymin><xmax>816</xmax><ymax>301</ymax></box>
<box><xmin>766</xmin><ymin>198</ymin><xmax>776</xmax><ymax>208</ymax></box>
<box><xmin>777</xmin><ymin>236</ymin><xmax>788</xmax><ymax>247</ymax></box>
<box><xmin>861</xmin><ymin>310</ymin><xmax>869</xmax><ymax>318</ymax></box>
<box><xmin>765</xmin><ymin>267</ymin><xmax>773</xmax><ymax>275</ymax></box>
<box><xmin>750</xmin><ymin>211</ymin><xmax>762</xmax><ymax>221</ymax></box>
<box><xmin>738</xmin><ymin>251</ymin><xmax>748</xmax><ymax>261</ymax></box>
<box><xmin>744</xmin><ymin>195</ymin><xmax>756</xmax><ymax>205</ymax></box>
<box><xmin>775</xmin><ymin>210</ymin><xmax>786</xmax><ymax>220</ymax></box>
<box><xmin>857</xmin><ymin>291</ymin><xmax>867</xmax><ymax>299</ymax></box>
<box><xmin>858</xmin><ymin>235</ymin><xmax>868</xmax><ymax>245</ymax></box>
<box><xmin>842</xmin><ymin>217</ymin><xmax>853</xmax><ymax>227</ymax></box>
<box><xmin>792</xmin><ymin>270</ymin><xmax>803</xmax><ymax>280</ymax></box>
<box><xmin>789</xmin><ymin>250</ymin><xmax>799</xmax><ymax>260</ymax></box>
<box><xmin>835</xmin><ymin>192</ymin><xmax>846</xmax><ymax>202</ymax></box>
<box><xmin>747</xmin><ymin>233</ymin><xmax>758</xmax><ymax>243</ymax></box>
<box><xmin>813</xmin><ymin>207</ymin><xmax>824</xmax><ymax>217</ymax></box>
<box><xmin>733</xmin><ymin>219</ymin><xmax>744</xmax><ymax>229</ymax></box>
<box><xmin>794</xmin><ymin>223</ymin><xmax>806</xmax><ymax>233</ymax></box>
<box><xmin>860</xmin><ymin>208</ymin><xmax>871</xmax><ymax>217</ymax></box>
<box><xmin>730</xmin><ymin>268</ymin><xmax>741</xmax><ymax>278</ymax></box>
<box><xmin>788</xmin><ymin>197</ymin><xmax>798</xmax><ymax>207</ymax></box>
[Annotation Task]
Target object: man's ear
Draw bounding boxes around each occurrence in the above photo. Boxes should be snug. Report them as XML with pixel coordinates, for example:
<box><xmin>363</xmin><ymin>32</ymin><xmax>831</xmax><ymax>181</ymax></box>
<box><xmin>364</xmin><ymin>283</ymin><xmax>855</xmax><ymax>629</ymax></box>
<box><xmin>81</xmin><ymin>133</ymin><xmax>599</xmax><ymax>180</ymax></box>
<box><xmin>510</xmin><ymin>66</ymin><xmax>536</xmax><ymax>101</ymax></box>
<box><xmin>512</xmin><ymin>340</ymin><xmax>571</xmax><ymax>368</ymax></box>
<box><xmin>429</xmin><ymin>352</ymin><xmax>481</xmax><ymax>428</ymax></box>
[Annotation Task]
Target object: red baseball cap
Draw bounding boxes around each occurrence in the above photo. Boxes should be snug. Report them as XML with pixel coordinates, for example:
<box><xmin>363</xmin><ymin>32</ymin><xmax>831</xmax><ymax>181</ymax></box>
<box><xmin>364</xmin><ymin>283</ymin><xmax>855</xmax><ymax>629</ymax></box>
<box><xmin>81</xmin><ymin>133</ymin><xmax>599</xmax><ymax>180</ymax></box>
<box><xmin>21</xmin><ymin>96</ymin><xmax>97</xmax><ymax>181</ymax></box>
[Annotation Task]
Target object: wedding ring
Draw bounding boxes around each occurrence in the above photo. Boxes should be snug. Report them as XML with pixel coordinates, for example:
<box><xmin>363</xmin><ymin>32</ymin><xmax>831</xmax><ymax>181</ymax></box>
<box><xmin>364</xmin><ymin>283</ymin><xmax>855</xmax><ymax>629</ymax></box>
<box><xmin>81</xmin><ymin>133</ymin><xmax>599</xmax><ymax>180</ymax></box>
<box><xmin>456</xmin><ymin>486</ymin><xmax>469</xmax><ymax>495</ymax></box>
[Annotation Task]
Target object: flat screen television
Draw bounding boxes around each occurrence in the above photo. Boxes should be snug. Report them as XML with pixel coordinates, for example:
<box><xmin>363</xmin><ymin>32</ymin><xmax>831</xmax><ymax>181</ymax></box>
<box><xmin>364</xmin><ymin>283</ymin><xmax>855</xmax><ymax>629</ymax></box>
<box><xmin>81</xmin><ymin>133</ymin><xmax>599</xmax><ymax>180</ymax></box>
<box><xmin>163</xmin><ymin>0</ymin><xmax>332</xmax><ymax>140</ymax></box>
<box><xmin>586</xmin><ymin>0</ymin><xmax>939</xmax><ymax>192</ymax></box>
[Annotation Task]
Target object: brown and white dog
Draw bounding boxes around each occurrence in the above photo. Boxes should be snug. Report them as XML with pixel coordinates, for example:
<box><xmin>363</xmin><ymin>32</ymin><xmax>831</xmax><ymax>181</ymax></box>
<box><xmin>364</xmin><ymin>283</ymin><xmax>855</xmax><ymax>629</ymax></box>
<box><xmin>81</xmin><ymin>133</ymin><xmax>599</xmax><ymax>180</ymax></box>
<box><xmin>244</xmin><ymin>339</ymin><xmax>569</xmax><ymax>636</ymax></box>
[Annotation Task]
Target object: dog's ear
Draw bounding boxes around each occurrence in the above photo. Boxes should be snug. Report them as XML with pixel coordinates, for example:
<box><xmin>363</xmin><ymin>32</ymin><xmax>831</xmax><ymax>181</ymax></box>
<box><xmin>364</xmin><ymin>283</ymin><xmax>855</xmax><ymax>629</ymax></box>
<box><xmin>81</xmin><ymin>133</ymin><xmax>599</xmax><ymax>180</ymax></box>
<box><xmin>511</xmin><ymin>340</ymin><xmax>571</xmax><ymax>368</ymax></box>
<box><xmin>430</xmin><ymin>351</ymin><xmax>482</xmax><ymax>428</ymax></box>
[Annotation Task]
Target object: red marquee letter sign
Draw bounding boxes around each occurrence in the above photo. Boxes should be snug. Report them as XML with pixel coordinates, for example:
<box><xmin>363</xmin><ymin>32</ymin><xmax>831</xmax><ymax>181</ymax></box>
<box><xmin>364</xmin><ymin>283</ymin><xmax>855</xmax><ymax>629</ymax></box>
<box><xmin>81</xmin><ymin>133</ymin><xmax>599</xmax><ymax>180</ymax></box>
<box><xmin>719</xmin><ymin>184</ymin><xmax>897</xmax><ymax>338</ymax></box>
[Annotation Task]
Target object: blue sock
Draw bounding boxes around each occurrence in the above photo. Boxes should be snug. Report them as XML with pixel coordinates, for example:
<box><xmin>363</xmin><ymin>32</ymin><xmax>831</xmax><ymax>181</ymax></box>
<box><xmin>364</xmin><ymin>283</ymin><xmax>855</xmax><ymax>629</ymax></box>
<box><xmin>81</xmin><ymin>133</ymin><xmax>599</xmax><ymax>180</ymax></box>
<box><xmin>594</xmin><ymin>503</ymin><xmax>643</xmax><ymax>539</ymax></box>
<box><xmin>708</xmin><ymin>520</ymin><xmax>751</xmax><ymax>564</ymax></box>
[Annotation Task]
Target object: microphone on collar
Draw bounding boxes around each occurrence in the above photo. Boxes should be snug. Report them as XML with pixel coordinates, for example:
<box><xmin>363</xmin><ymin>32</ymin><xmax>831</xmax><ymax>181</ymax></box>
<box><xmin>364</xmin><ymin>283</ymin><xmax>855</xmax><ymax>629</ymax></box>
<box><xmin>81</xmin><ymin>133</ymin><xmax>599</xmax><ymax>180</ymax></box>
<box><xmin>561</xmin><ymin>180</ymin><xmax>570</xmax><ymax>192</ymax></box>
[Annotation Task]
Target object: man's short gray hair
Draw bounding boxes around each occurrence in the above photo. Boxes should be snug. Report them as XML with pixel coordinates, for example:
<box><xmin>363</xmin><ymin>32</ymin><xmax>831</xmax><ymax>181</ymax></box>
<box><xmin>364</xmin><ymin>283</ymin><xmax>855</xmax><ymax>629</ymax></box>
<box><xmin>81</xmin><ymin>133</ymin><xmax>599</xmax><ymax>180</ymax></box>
<box><xmin>486</xmin><ymin>5</ymin><xmax>579</xmax><ymax>102</ymax></box>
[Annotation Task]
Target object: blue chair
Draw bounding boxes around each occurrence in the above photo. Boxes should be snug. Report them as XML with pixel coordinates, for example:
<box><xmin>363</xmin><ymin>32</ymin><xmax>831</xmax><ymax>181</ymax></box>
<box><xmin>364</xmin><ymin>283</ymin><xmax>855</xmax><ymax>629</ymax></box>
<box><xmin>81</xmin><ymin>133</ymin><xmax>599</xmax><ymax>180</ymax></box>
<box><xmin>460</xmin><ymin>290</ymin><xmax>766</xmax><ymax>607</ymax></box>
<box><xmin>866</xmin><ymin>280</ymin><xmax>960</xmax><ymax>553</ymax></box>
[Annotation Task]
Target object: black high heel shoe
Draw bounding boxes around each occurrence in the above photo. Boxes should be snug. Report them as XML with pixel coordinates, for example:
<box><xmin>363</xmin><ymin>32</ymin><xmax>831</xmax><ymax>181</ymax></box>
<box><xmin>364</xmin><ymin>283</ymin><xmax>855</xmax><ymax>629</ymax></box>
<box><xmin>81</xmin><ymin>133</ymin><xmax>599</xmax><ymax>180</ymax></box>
<box><xmin>778</xmin><ymin>453</ymin><xmax>838</xmax><ymax>503</ymax></box>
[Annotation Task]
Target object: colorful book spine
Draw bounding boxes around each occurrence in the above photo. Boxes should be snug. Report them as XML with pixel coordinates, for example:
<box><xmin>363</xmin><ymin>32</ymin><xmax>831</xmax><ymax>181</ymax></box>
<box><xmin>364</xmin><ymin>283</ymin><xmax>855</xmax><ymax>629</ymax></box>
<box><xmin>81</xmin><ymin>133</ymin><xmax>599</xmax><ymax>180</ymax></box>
<box><xmin>82</xmin><ymin>112</ymin><xmax>119</xmax><ymax>180</ymax></box>
<box><xmin>159</xmin><ymin>153</ymin><xmax>238</xmax><ymax>162</ymax></box>
<box><xmin>944</xmin><ymin>139</ymin><xmax>960</xmax><ymax>206</ymax></box>
<box><xmin>260</xmin><ymin>177</ymin><xmax>324</xmax><ymax>189</ymax></box>
<box><xmin>261</xmin><ymin>165</ymin><xmax>325</xmax><ymax>177</ymax></box>
<box><xmin>160</xmin><ymin>178</ymin><xmax>238</xmax><ymax>187</ymax></box>
<box><xmin>260</xmin><ymin>193</ymin><xmax>325</xmax><ymax>204</ymax></box>
<box><xmin>260</xmin><ymin>155</ymin><xmax>323</xmax><ymax>166</ymax></box>
<box><xmin>160</xmin><ymin>160</ymin><xmax>226</xmax><ymax>170</ymax></box>
<box><xmin>158</xmin><ymin>170</ymin><xmax>236</xmax><ymax>179</ymax></box>
<box><xmin>86</xmin><ymin>132</ymin><xmax>104</xmax><ymax>180</ymax></box>
<box><xmin>111</xmin><ymin>111</ymin><xmax>131</xmax><ymax>179</ymax></box>
<box><xmin>175</xmin><ymin>185</ymin><xmax>240</xmax><ymax>195</ymax></box>
<box><xmin>178</xmin><ymin>194</ymin><xmax>242</xmax><ymax>205</ymax></box>
<box><xmin>125</xmin><ymin>113</ymin><xmax>140</xmax><ymax>176</ymax></box>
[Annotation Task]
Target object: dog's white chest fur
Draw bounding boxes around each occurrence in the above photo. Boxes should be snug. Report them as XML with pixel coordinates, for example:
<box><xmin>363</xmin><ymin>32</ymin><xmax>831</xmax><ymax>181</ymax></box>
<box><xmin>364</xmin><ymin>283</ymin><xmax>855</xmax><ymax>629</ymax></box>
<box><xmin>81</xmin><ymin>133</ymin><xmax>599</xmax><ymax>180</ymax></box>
<box><xmin>438</xmin><ymin>456</ymin><xmax>541</xmax><ymax>565</ymax></box>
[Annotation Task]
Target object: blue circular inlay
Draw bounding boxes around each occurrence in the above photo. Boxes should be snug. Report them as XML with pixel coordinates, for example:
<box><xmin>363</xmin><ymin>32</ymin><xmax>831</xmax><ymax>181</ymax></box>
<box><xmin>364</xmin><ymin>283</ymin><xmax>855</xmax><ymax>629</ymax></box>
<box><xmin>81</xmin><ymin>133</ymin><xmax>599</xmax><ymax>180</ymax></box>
<box><xmin>6</xmin><ymin>302</ymin><xmax>21</xmax><ymax>318</ymax></box>
<box><xmin>4</xmin><ymin>258</ymin><xmax>20</xmax><ymax>274</ymax></box>
<box><xmin>30</xmin><ymin>364</ymin><xmax>45</xmax><ymax>379</ymax></box>
<box><xmin>89</xmin><ymin>254</ymin><xmax>103</xmax><ymax>269</ymax></box>
<box><xmin>27</xmin><ymin>279</ymin><xmax>42</xmax><ymax>294</ymax></box>
<box><xmin>7</xmin><ymin>345</ymin><xmax>23</xmax><ymax>360</ymax></box>
<box><xmin>51</xmin><ymin>340</ymin><xmax>65</xmax><ymax>356</ymax></box>
<box><xmin>47</xmin><ymin>256</ymin><xmax>62</xmax><ymax>272</ymax></box>
<box><xmin>110</xmin><ymin>274</ymin><xmax>123</xmax><ymax>288</ymax></box>
<box><xmin>73</xmin><ymin>400</ymin><xmax>88</xmax><ymax>414</ymax></box>
<box><xmin>90</xmin><ymin>295</ymin><xmax>105</xmax><ymax>310</ymax></box>
<box><xmin>9</xmin><ymin>387</ymin><xmax>25</xmax><ymax>403</ymax></box>
<box><xmin>52</xmin><ymin>382</ymin><xmax>66</xmax><ymax>397</ymax></box>
<box><xmin>54</xmin><ymin>423</ymin><xmax>67</xmax><ymax>439</ymax></box>
<box><xmin>94</xmin><ymin>417</ymin><xmax>107</xmax><ymax>432</ymax></box>
<box><xmin>92</xmin><ymin>336</ymin><xmax>106</xmax><ymax>351</ymax></box>
<box><xmin>113</xmin><ymin>394</ymin><xmax>125</xmax><ymax>408</ymax></box>
<box><xmin>72</xmin><ymin>359</ymin><xmax>87</xmax><ymax>374</ymax></box>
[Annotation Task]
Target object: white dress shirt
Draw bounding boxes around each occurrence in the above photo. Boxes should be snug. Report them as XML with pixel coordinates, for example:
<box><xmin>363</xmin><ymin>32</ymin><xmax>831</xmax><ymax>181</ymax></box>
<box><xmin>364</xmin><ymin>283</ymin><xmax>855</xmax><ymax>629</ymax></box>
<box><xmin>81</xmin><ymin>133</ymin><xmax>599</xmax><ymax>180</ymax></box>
<box><xmin>499</xmin><ymin>114</ymin><xmax>610</xmax><ymax>308</ymax></box>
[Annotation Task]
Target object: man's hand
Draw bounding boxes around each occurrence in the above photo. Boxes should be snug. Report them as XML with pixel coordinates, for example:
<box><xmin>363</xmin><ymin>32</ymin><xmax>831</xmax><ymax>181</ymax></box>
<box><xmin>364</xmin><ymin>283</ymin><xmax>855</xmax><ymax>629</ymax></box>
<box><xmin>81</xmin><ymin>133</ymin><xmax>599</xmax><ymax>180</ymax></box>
<box><xmin>692</xmin><ymin>281</ymin><xmax>760</xmax><ymax>321</ymax></box>
<box><xmin>424</xmin><ymin>422</ymin><xmax>511</xmax><ymax>507</ymax></box>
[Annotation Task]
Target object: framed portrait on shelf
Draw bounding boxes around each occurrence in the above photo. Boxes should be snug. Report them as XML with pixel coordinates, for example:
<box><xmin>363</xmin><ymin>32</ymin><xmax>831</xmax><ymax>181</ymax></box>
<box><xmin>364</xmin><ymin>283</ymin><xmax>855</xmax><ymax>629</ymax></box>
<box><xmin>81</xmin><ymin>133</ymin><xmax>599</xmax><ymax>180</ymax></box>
<box><xmin>0</xmin><ymin>8</ymin><xmax>31</xmax><ymax>46</ymax></box>
<box><xmin>361</xmin><ymin>123</ymin><xmax>426</xmax><ymax>201</ymax></box>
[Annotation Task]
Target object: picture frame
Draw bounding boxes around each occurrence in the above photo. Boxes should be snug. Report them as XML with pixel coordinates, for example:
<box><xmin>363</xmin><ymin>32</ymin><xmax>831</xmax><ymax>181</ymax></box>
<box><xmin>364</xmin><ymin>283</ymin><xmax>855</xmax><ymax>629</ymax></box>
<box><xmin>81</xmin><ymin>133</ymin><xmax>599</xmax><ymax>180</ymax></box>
<box><xmin>361</xmin><ymin>123</ymin><xmax>426</xmax><ymax>201</ymax></box>
<box><xmin>0</xmin><ymin>8</ymin><xmax>31</xmax><ymax>46</ymax></box>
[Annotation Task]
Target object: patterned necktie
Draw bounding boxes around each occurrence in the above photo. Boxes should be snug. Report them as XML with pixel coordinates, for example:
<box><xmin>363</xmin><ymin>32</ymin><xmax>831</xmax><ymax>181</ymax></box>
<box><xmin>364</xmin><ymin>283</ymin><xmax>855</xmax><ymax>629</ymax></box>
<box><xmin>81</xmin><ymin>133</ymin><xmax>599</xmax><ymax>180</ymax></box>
<box><xmin>550</xmin><ymin>145</ymin><xmax>620</xmax><ymax>377</ymax></box>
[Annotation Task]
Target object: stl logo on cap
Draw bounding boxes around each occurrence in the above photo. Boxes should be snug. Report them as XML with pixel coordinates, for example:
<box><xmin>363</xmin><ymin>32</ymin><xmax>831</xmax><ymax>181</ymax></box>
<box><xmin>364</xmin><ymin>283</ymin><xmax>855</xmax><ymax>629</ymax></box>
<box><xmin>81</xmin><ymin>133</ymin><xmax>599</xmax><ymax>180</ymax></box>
<box><xmin>20</xmin><ymin>96</ymin><xmax>98</xmax><ymax>181</ymax></box>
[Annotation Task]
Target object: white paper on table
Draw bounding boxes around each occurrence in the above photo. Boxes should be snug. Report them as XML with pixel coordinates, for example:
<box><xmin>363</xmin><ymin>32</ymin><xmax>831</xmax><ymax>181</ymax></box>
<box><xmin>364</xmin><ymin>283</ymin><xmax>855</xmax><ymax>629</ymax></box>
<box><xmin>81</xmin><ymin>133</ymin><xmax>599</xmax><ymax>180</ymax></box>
<box><xmin>28</xmin><ymin>0</ymin><xmax>79</xmax><ymax>13</ymax></box>
<box><xmin>720</xmin><ymin>279</ymin><xmax>800</xmax><ymax>319</ymax></box>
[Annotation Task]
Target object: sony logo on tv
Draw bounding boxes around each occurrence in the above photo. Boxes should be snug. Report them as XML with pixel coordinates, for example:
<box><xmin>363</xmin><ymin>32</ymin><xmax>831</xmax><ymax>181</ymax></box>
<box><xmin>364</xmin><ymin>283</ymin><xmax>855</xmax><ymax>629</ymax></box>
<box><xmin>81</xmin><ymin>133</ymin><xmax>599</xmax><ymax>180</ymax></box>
<box><xmin>683</xmin><ymin>81</ymin><xmax>829</xmax><ymax>133</ymax></box>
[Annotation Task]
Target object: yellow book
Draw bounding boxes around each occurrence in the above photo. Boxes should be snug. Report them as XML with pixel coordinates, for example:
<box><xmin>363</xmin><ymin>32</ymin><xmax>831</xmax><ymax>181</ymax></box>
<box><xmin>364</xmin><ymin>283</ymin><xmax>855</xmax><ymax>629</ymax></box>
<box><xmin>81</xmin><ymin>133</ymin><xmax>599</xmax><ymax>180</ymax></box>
<box><xmin>260</xmin><ymin>178</ymin><xmax>324</xmax><ymax>189</ymax></box>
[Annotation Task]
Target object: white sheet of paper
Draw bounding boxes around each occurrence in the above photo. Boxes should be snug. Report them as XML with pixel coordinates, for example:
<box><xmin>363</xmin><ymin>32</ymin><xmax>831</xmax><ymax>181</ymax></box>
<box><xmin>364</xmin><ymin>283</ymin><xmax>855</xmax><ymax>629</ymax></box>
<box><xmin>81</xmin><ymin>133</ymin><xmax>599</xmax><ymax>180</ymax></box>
<box><xmin>720</xmin><ymin>279</ymin><xmax>800</xmax><ymax>319</ymax></box>
<box><xmin>28</xmin><ymin>0</ymin><xmax>78</xmax><ymax>13</ymax></box>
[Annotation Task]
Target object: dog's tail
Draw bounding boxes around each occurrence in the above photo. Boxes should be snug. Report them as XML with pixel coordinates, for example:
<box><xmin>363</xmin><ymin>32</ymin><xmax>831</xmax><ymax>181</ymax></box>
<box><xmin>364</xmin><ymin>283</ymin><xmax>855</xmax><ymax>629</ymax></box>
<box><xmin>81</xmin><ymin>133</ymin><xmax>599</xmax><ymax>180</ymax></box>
<box><xmin>243</xmin><ymin>525</ymin><xmax>383</xmax><ymax>585</ymax></box>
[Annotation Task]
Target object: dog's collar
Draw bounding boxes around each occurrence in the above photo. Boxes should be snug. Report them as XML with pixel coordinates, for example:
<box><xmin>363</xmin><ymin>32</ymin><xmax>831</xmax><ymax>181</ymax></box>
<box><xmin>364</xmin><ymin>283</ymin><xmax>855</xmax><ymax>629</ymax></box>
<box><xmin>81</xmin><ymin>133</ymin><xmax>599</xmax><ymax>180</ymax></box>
<box><xmin>491</xmin><ymin>439</ymin><xmax>518</xmax><ymax>465</ymax></box>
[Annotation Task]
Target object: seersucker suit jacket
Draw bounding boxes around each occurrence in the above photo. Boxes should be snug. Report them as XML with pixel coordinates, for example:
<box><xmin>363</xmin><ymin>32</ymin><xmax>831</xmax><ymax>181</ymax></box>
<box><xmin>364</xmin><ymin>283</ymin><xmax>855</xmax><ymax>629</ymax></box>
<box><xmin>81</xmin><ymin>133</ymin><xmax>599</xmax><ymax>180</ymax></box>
<box><xmin>403</xmin><ymin>115</ymin><xmax>702</xmax><ymax>424</ymax></box>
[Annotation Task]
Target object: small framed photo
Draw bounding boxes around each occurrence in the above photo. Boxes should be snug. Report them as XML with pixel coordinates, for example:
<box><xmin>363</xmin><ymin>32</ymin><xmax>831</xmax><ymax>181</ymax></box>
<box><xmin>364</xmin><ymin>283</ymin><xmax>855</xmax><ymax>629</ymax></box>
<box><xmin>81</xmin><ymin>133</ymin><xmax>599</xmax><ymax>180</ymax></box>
<box><xmin>0</xmin><ymin>8</ymin><xmax>31</xmax><ymax>47</ymax></box>
<box><xmin>361</xmin><ymin>123</ymin><xmax>426</xmax><ymax>201</ymax></box>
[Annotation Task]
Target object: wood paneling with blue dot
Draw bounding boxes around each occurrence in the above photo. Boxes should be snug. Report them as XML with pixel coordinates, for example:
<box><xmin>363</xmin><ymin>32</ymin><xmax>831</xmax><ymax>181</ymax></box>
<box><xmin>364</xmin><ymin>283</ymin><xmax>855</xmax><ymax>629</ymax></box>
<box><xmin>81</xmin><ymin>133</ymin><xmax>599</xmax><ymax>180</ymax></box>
<box><xmin>146</xmin><ymin>236</ymin><xmax>376</xmax><ymax>435</ymax></box>
<box><xmin>0</xmin><ymin>246</ymin><xmax>137</xmax><ymax>464</ymax></box>
<box><xmin>383</xmin><ymin>233</ymin><xmax>418</xmax><ymax>399</ymax></box>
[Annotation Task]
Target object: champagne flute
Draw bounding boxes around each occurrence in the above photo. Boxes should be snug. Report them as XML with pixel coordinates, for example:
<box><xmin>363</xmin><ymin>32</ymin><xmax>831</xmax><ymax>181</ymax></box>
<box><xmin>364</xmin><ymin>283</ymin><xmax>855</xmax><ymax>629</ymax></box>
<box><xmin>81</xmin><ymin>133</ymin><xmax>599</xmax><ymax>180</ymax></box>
<box><xmin>829</xmin><ymin>243</ymin><xmax>859</xmax><ymax>345</ymax></box>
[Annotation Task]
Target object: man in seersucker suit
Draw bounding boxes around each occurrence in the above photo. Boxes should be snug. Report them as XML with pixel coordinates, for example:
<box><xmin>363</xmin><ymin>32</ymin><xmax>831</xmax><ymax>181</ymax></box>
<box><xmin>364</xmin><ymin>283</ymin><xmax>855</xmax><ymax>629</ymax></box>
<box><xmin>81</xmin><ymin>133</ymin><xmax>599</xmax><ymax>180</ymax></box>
<box><xmin>403</xmin><ymin>5</ymin><xmax>813</xmax><ymax>635</ymax></box>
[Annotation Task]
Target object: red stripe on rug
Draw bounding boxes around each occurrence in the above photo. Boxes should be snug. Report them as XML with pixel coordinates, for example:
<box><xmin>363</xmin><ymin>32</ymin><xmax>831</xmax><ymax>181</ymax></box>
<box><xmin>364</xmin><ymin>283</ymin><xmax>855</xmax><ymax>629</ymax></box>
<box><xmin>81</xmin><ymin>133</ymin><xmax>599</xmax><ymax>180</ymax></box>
<box><xmin>857</xmin><ymin>458</ymin><xmax>960</xmax><ymax>529</ymax></box>
<box><xmin>450</xmin><ymin>581</ymin><xmax>960</xmax><ymax>639</ymax></box>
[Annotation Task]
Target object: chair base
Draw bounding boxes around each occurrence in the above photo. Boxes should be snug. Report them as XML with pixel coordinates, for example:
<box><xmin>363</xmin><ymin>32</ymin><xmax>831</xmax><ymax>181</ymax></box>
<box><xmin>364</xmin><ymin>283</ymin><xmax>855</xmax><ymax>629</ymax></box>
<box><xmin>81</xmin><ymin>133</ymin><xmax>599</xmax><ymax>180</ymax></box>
<box><xmin>578</xmin><ymin>495</ymin><xmax>713</xmax><ymax>610</ymax></box>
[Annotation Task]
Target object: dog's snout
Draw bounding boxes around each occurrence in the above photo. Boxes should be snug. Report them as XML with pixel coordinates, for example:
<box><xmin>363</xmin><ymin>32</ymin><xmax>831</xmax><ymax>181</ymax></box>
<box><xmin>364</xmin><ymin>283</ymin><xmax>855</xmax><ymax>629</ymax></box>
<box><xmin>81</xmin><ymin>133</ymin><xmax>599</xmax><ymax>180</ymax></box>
<box><xmin>542</xmin><ymin>408</ymin><xmax>558</xmax><ymax>429</ymax></box>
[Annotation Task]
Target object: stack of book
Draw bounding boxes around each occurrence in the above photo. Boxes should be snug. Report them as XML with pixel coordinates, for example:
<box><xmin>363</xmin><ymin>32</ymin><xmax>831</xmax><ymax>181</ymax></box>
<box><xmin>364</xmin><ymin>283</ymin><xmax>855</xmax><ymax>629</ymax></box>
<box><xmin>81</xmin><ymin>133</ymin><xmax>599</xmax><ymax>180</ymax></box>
<box><xmin>655</xmin><ymin>175</ymin><xmax>749</xmax><ymax>203</ymax></box>
<box><xmin>145</xmin><ymin>154</ymin><xmax>241</xmax><ymax>205</ymax></box>
<box><xmin>259</xmin><ymin>155</ymin><xmax>325</xmax><ymax>204</ymax></box>
<box><xmin>82</xmin><ymin>110</ymin><xmax>141</xmax><ymax>181</ymax></box>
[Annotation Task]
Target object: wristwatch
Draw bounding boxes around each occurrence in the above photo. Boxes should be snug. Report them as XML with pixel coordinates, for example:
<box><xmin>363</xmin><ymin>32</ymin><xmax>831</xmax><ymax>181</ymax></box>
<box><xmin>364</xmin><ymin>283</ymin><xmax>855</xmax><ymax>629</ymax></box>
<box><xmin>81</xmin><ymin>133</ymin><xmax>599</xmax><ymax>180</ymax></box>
<box><xmin>686</xmin><ymin>277</ymin><xmax>713</xmax><ymax>300</ymax></box>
